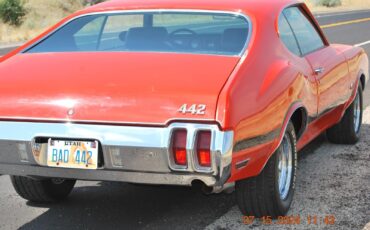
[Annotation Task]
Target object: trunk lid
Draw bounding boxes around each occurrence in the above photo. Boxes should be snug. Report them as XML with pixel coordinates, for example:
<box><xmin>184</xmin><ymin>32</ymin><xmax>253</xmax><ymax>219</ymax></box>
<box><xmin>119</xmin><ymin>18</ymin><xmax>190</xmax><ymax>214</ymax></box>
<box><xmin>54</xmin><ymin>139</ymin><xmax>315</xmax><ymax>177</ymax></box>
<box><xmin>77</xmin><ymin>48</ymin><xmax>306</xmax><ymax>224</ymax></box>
<box><xmin>0</xmin><ymin>52</ymin><xmax>239</xmax><ymax>125</ymax></box>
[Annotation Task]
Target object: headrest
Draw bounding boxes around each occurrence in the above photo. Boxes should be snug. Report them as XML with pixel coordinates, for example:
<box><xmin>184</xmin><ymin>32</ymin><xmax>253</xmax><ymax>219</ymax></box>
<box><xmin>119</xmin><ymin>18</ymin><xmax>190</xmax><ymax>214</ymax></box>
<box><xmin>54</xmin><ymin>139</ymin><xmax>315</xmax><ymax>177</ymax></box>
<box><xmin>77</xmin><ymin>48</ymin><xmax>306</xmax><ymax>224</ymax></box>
<box><xmin>125</xmin><ymin>27</ymin><xmax>168</xmax><ymax>50</ymax></box>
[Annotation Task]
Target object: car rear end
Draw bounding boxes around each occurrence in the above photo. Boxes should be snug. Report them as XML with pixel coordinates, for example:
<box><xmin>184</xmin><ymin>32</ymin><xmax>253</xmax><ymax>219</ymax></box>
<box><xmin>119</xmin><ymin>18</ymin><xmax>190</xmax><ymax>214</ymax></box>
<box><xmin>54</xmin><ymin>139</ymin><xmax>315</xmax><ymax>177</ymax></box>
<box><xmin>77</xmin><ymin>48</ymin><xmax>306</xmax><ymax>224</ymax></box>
<box><xmin>0</xmin><ymin>9</ymin><xmax>251</xmax><ymax>194</ymax></box>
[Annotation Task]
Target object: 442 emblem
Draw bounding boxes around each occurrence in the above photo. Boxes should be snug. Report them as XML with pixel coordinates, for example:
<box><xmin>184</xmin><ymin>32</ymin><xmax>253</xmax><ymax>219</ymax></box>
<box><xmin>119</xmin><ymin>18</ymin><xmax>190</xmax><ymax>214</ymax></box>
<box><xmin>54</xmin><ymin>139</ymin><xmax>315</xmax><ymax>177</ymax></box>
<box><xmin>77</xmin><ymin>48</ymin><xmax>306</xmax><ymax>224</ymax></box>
<box><xmin>178</xmin><ymin>104</ymin><xmax>206</xmax><ymax>115</ymax></box>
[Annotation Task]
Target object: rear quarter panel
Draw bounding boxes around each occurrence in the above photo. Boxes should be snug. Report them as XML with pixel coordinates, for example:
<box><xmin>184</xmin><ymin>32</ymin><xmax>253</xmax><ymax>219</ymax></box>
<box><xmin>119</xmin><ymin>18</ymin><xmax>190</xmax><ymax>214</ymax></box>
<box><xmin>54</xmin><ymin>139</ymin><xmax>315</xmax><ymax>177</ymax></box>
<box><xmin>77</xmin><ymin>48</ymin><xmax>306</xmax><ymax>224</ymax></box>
<box><xmin>216</xmin><ymin>4</ymin><xmax>317</xmax><ymax>182</ymax></box>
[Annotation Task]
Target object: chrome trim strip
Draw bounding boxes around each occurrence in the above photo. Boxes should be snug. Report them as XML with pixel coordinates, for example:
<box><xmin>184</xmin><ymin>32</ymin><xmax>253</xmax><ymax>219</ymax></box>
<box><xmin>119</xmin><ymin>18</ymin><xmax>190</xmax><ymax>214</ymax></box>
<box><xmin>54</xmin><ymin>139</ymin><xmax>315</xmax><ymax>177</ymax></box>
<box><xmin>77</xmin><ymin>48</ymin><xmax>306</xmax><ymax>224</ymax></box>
<box><xmin>0</xmin><ymin>121</ymin><xmax>168</xmax><ymax>147</ymax></box>
<box><xmin>233</xmin><ymin>128</ymin><xmax>280</xmax><ymax>152</ymax></box>
<box><xmin>21</xmin><ymin>9</ymin><xmax>252</xmax><ymax>57</ymax></box>
<box><xmin>235</xmin><ymin>159</ymin><xmax>249</xmax><ymax>169</ymax></box>
<box><xmin>0</xmin><ymin>116</ymin><xmax>215</xmax><ymax>127</ymax></box>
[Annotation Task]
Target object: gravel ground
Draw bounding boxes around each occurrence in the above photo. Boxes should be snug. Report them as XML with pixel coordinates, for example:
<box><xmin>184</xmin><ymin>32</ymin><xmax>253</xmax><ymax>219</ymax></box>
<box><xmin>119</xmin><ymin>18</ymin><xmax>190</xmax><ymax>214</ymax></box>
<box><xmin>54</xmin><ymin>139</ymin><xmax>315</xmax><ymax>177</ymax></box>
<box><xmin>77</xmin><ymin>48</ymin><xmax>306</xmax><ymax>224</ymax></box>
<box><xmin>205</xmin><ymin>107</ymin><xmax>370</xmax><ymax>230</ymax></box>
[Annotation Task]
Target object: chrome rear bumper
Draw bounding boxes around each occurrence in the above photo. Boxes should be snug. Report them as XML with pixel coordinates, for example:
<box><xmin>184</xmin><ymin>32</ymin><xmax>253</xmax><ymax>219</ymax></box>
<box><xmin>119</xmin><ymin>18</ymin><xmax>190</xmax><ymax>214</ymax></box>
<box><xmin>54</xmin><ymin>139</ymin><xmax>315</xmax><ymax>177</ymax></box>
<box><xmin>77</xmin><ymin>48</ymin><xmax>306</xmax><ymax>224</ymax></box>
<box><xmin>0</xmin><ymin>121</ymin><xmax>233</xmax><ymax>189</ymax></box>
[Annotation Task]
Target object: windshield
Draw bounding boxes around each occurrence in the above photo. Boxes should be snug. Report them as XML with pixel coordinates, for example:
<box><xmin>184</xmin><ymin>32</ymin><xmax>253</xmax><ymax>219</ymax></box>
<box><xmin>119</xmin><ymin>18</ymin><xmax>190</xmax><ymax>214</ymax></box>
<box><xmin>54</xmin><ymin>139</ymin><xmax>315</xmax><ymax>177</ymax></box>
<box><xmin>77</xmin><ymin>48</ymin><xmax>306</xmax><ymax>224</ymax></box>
<box><xmin>25</xmin><ymin>11</ymin><xmax>250</xmax><ymax>56</ymax></box>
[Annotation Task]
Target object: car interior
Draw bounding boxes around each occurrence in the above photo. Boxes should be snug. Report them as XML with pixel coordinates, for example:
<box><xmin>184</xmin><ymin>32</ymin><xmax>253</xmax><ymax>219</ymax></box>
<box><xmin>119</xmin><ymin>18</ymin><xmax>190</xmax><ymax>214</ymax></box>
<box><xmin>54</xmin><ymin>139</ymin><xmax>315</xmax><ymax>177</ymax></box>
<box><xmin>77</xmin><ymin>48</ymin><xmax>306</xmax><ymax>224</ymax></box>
<box><xmin>115</xmin><ymin>26</ymin><xmax>248</xmax><ymax>54</ymax></box>
<box><xmin>26</xmin><ymin>13</ymin><xmax>250</xmax><ymax>56</ymax></box>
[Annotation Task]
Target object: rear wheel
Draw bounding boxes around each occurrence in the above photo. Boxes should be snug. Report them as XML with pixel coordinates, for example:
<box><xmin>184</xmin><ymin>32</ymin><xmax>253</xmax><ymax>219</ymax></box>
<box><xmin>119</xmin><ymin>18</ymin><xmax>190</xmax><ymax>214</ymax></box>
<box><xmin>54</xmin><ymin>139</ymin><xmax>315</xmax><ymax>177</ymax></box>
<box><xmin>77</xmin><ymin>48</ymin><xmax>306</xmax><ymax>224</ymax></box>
<box><xmin>327</xmin><ymin>84</ymin><xmax>363</xmax><ymax>144</ymax></box>
<box><xmin>10</xmin><ymin>176</ymin><xmax>76</xmax><ymax>202</ymax></box>
<box><xmin>236</xmin><ymin>122</ymin><xmax>297</xmax><ymax>218</ymax></box>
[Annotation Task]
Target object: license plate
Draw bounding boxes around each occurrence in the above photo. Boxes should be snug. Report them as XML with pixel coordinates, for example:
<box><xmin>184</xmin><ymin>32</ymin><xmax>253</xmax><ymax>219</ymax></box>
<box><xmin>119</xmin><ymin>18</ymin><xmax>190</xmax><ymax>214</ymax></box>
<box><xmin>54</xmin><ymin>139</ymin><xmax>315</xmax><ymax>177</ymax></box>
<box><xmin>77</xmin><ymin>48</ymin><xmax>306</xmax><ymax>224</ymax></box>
<box><xmin>47</xmin><ymin>139</ymin><xmax>98</xmax><ymax>170</ymax></box>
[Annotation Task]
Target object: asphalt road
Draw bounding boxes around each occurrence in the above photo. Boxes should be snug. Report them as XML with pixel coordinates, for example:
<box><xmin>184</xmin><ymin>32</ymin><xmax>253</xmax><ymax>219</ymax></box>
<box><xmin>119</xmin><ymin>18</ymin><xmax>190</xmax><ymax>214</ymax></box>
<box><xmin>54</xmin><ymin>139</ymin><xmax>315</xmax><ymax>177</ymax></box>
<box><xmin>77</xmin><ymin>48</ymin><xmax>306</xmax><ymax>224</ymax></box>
<box><xmin>0</xmin><ymin>10</ymin><xmax>370</xmax><ymax>230</ymax></box>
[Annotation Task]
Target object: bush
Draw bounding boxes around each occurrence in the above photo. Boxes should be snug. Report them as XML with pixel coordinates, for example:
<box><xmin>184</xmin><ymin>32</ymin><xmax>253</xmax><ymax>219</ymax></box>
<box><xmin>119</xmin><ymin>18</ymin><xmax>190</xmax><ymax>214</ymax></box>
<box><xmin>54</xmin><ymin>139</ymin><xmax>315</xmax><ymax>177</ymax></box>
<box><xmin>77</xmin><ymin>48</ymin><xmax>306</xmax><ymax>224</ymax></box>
<box><xmin>315</xmin><ymin>0</ymin><xmax>342</xmax><ymax>7</ymax></box>
<box><xmin>0</xmin><ymin>0</ymin><xmax>26</xmax><ymax>26</ymax></box>
<box><xmin>58</xmin><ymin>0</ymin><xmax>79</xmax><ymax>12</ymax></box>
<box><xmin>84</xmin><ymin>0</ymin><xmax>106</xmax><ymax>6</ymax></box>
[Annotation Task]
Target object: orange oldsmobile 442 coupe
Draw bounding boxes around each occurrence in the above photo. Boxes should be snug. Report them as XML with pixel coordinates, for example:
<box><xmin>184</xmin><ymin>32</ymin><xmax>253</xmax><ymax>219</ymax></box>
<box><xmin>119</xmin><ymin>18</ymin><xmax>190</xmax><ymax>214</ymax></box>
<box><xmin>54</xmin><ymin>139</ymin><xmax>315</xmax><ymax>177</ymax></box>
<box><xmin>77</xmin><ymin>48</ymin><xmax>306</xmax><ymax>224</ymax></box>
<box><xmin>0</xmin><ymin>0</ymin><xmax>368</xmax><ymax>217</ymax></box>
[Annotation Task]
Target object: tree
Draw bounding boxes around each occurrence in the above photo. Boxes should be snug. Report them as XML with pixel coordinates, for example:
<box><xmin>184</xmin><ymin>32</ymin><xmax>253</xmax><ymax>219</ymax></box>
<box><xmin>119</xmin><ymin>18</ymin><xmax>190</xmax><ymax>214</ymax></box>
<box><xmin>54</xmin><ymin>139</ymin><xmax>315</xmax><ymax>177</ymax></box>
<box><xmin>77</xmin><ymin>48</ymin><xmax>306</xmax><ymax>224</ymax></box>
<box><xmin>315</xmin><ymin>0</ymin><xmax>342</xmax><ymax>7</ymax></box>
<box><xmin>0</xmin><ymin>0</ymin><xmax>26</xmax><ymax>26</ymax></box>
<box><xmin>84</xmin><ymin>0</ymin><xmax>106</xmax><ymax>6</ymax></box>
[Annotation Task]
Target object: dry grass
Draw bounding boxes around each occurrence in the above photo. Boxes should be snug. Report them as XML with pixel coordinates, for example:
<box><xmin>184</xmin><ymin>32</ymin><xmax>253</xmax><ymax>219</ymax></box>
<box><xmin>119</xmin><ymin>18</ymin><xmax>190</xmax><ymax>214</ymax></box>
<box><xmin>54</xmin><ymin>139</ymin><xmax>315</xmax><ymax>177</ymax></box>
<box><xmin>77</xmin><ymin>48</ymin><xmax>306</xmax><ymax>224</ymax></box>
<box><xmin>0</xmin><ymin>0</ymin><xmax>84</xmax><ymax>44</ymax></box>
<box><xmin>305</xmin><ymin>0</ymin><xmax>370</xmax><ymax>12</ymax></box>
<box><xmin>1</xmin><ymin>0</ymin><xmax>370</xmax><ymax>44</ymax></box>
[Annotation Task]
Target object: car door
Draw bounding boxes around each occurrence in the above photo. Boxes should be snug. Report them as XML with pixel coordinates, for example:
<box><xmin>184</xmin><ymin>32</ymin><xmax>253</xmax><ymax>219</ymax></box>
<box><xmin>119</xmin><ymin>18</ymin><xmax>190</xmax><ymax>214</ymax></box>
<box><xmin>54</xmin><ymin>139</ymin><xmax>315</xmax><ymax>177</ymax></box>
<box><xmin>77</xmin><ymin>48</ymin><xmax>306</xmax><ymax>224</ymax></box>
<box><xmin>283</xmin><ymin>6</ymin><xmax>350</xmax><ymax>115</ymax></box>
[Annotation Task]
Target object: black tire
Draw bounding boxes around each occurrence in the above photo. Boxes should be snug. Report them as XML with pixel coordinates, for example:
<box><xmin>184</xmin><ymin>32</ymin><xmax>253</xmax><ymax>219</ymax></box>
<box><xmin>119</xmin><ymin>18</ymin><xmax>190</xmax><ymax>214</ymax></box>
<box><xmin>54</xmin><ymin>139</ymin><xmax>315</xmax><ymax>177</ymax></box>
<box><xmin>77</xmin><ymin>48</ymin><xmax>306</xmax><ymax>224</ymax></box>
<box><xmin>236</xmin><ymin>122</ymin><xmax>297</xmax><ymax>218</ymax></box>
<box><xmin>327</xmin><ymin>84</ymin><xmax>363</xmax><ymax>144</ymax></box>
<box><xmin>10</xmin><ymin>176</ymin><xmax>76</xmax><ymax>203</ymax></box>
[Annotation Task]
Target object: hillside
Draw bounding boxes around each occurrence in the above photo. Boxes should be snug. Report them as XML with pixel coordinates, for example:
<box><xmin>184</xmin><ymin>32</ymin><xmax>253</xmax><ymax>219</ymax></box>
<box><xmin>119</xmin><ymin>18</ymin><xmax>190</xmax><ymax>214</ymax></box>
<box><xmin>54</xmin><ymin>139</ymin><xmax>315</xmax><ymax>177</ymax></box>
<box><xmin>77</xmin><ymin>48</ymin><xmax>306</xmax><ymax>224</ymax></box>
<box><xmin>0</xmin><ymin>0</ymin><xmax>85</xmax><ymax>44</ymax></box>
<box><xmin>0</xmin><ymin>0</ymin><xmax>370</xmax><ymax>44</ymax></box>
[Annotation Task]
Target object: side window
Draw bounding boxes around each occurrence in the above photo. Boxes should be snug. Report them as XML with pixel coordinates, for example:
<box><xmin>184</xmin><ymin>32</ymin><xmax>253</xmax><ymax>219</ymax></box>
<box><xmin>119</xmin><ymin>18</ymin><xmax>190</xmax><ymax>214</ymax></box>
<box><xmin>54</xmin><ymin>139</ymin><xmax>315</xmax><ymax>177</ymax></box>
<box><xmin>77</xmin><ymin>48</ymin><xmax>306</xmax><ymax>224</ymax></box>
<box><xmin>278</xmin><ymin>14</ymin><xmax>301</xmax><ymax>56</ymax></box>
<box><xmin>283</xmin><ymin>7</ymin><xmax>325</xmax><ymax>55</ymax></box>
<box><xmin>74</xmin><ymin>16</ymin><xmax>106</xmax><ymax>51</ymax></box>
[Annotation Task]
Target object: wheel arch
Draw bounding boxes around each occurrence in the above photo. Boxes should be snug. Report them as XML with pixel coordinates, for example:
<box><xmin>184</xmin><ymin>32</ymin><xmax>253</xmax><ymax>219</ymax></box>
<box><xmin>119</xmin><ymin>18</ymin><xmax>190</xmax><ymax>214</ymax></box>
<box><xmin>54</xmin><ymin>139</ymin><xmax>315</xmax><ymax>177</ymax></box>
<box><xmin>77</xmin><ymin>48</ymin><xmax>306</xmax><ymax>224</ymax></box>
<box><xmin>257</xmin><ymin>102</ymin><xmax>307</xmax><ymax>176</ymax></box>
<box><xmin>264</xmin><ymin>102</ymin><xmax>307</xmax><ymax>169</ymax></box>
<box><xmin>275</xmin><ymin>102</ymin><xmax>308</xmax><ymax>148</ymax></box>
<box><xmin>290</xmin><ymin>106</ymin><xmax>308</xmax><ymax>141</ymax></box>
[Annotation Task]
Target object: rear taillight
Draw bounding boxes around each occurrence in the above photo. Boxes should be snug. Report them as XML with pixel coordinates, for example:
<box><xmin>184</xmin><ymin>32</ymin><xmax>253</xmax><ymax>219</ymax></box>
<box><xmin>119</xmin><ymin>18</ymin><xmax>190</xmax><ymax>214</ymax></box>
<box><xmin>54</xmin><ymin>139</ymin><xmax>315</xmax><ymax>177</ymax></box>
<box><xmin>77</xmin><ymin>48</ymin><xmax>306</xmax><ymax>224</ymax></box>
<box><xmin>196</xmin><ymin>131</ymin><xmax>212</xmax><ymax>167</ymax></box>
<box><xmin>172</xmin><ymin>129</ymin><xmax>187</xmax><ymax>166</ymax></box>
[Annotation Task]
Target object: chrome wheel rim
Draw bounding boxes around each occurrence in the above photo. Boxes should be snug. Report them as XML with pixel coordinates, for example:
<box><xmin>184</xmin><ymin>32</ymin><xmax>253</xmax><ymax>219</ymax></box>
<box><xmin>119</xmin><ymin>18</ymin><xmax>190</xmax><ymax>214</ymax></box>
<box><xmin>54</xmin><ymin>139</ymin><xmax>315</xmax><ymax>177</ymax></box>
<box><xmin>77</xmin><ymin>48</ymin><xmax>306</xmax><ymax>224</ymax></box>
<box><xmin>278</xmin><ymin>133</ymin><xmax>293</xmax><ymax>200</ymax></box>
<box><xmin>353</xmin><ymin>92</ymin><xmax>361</xmax><ymax>133</ymax></box>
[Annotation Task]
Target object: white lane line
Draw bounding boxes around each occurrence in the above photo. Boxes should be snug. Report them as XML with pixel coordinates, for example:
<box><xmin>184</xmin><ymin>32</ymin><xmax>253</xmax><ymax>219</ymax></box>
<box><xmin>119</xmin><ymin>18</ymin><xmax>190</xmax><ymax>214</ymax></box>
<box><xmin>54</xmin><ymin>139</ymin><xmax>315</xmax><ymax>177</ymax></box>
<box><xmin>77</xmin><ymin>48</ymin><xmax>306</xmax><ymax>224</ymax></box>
<box><xmin>355</xmin><ymin>40</ymin><xmax>370</xmax><ymax>47</ymax></box>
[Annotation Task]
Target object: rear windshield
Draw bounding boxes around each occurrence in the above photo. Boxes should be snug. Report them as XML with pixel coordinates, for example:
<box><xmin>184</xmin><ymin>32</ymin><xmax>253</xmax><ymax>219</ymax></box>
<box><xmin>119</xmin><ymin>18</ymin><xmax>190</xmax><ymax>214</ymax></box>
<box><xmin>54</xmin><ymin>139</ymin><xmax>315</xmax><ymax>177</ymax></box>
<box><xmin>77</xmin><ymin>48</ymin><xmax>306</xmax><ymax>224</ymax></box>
<box><xmin>25</xmin><ymin>11</ymin><xmax>250</xmax><ymax>56</ymax></box>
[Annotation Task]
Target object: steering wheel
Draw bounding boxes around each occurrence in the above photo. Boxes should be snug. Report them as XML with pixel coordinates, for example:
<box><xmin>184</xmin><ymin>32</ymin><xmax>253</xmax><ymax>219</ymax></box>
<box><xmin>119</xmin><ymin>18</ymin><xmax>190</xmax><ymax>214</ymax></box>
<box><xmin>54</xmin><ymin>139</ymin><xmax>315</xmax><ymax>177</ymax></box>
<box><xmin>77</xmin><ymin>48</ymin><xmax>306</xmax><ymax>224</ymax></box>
<box><xmin>168</xmin><ymin>29</ymin><xmax>198</xmax><ymax>49</ymax></box>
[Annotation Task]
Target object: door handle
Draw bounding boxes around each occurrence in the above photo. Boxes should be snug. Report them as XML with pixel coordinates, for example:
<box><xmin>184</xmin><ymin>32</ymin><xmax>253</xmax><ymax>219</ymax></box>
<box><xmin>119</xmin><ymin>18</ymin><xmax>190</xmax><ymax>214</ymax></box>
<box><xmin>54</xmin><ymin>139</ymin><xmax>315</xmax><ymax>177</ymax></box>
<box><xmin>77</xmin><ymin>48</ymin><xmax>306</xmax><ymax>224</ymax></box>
<box><xmin>314</xmin><ymin>67</ymin><xmax>324</xmax><ymax>75</ymax></box>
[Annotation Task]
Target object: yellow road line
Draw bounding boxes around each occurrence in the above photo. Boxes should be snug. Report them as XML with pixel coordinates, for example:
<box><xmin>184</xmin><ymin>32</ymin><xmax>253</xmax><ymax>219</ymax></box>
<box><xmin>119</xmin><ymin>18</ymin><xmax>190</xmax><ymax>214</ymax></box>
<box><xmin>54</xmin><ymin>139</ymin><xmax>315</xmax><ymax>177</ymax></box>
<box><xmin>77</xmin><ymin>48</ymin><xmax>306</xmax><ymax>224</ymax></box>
<box><xmin>321</xmin><ymin>17</ymin><xmax>370</xmax><ymax>29</ymax></box>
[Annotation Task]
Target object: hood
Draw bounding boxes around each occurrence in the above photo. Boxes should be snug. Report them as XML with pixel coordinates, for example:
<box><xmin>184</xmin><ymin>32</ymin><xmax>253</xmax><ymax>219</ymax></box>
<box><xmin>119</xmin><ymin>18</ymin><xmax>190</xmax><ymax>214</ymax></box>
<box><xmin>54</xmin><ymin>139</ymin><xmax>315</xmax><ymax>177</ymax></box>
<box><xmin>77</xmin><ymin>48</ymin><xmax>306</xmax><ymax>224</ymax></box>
<box><xmin>0</xmin><ymin>52</ymin><xmax>240</xmax><ymax>125</ymax></box>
